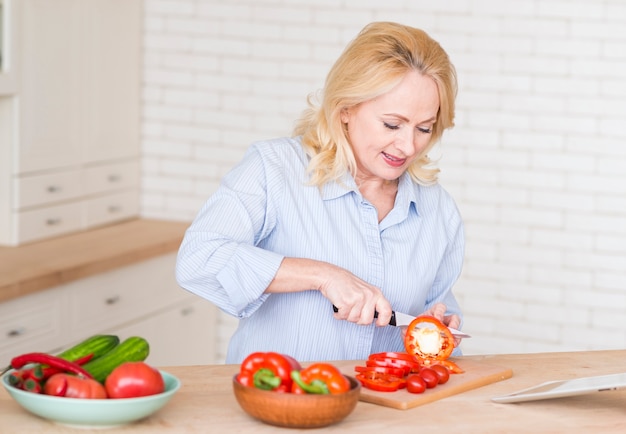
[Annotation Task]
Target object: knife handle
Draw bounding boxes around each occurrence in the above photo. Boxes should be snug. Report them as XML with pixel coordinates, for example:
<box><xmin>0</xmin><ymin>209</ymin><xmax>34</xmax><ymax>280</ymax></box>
<box><xmin>332</xmin><ymin>305</ymin><xmax>397</xmax><ymax>326</ymax></box>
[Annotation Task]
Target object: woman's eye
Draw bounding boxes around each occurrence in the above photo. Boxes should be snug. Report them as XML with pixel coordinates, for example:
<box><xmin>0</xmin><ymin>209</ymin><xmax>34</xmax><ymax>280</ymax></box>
<box><xmin>383</xmin><ymin>122</ymin><xmax>400</xmax><ymax>130</ymax></box>
<box><xmin>418</xmin><ymin>127</ymin><xmax>432</xmax><ymax>134</ymax></box>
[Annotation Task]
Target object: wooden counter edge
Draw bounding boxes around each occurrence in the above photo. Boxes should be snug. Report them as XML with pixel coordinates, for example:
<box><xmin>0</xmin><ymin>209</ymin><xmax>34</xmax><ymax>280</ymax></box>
<box><xmin>0</xmin><ymin>218</ymin><xmax>191</xmax><ymax>304</ymax></box>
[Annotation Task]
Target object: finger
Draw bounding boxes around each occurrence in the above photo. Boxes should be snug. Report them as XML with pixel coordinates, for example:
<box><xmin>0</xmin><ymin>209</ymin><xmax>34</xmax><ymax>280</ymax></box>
<box><xmin>429</xmin><ymin>303</ymin><xmax>446</xmax><ymax>321</ymax></box>
<box><xmin>373</xmin><ymin>302</ymin><xmax>393</xmax><ymax>327</ymax></box>
<box><xmin>356</xmin><ymin>304</ymin><xmax>376</xmax><ymax>325</ymax></box>
<box><xmin>399</xmin><ymin>325</ymin><xmax>408</xmax><ymax>339</ymax></box>
<box><xmin>444</xmin><ymin>314</ymin><xmax>461</xmax><ymax>330</ymax></box>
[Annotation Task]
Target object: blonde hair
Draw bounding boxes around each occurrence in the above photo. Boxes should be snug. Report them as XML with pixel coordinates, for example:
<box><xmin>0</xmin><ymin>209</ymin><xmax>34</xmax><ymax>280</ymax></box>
<box><xmin>293</xmin><ymin>22</ymin><xmax>457</xmax><ymax>187</ymax></box>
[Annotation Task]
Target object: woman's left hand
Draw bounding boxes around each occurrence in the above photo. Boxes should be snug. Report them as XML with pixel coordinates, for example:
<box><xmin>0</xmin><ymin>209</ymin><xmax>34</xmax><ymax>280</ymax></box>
<box><xmin>422</xmin><ymin>302</ymin><xmax>460</xmax><ymax>330</ymax></box>
<box><xmin>400</xmin><ymin>302</ymin><xmax>462</xmax><ymax>347</ymax></box>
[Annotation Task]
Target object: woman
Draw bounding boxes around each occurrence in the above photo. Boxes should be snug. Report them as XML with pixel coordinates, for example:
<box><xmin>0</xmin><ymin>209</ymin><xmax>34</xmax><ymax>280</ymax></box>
<box><xmin>176</xmin><ymin>22</ymin><xmax>464</xmax><ymax>363</ymax></box>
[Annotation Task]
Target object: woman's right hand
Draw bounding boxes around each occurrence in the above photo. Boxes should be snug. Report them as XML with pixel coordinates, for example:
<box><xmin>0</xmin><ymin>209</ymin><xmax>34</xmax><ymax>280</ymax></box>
<box><xmin>267</xmin><ymin>257</ymin><xmax>392</xmax><ymax>326</ymax></box>
<box><xmin>320</xmin><ymin>263</ymin><xmax>393</xmax><ymax>327</ymax></box>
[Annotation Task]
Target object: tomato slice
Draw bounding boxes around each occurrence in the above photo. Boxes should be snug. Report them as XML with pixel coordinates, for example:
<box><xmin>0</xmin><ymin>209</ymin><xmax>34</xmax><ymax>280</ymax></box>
<box><xmin>355</xmin><ymin>365</ymin><xmax>407</xmax><ymax>378</ymax></box>
<box><xmin>355</xmin><ymin>371</ymin><xmax>406</xmax><ymax>392</ymax></box>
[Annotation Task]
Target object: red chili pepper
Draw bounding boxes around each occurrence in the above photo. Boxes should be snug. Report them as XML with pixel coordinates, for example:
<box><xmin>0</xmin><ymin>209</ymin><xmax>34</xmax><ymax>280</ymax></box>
<box><xmin>236</xmin><ymin>352</ymin><xmax>300</xmax><ymax>392</ymax></box>
<box><xmin>290</xmin><ymin>363</ymin><xmax>351</xmax><ymax>395</ymax></box>
<box><xmin>404</xmin><ymin>316</ymin><xmax>455</xmax><ymax>362</ymax></box>
<box><xmin>9</xmin><ymin>353</ymin><xmax>94</xmax><ymax>379</ymax></box>
<box><xmin>23</xmin><ymin>378</ymin><xmax>43</xmax><ymax>394</ymax></box>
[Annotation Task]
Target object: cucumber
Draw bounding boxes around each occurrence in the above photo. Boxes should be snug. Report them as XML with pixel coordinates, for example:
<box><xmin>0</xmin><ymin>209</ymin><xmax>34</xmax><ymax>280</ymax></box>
<box><xmin>56</xmin><ymin>334</ymin><xmax>120</xmax><ymax>363</ymax></box>
<box><xmin>82</xmin><ymin>336</ymin><xmax>150</xmax><ymax>383</ymax></box>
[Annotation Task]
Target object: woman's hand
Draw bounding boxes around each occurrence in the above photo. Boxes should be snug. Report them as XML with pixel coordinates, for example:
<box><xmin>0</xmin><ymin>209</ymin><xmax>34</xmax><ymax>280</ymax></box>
<box><xmin>399</xmin><ymin>302</ymin><xmax>462</xmax><ymax>347</ymax></box>
<box><xmin>421</xmin><ymin>302</ymin><xmax>460</xmax><ymax>330</ymax></box>
<box><xmin>320</xmin><ymin>264</ymin><xmax>393</xmax><ymax>327</ymax></box>
<box><xmin>267</xmin><ymin>257</ymin><xmax>392</xmax><ymax>326</ymax></box>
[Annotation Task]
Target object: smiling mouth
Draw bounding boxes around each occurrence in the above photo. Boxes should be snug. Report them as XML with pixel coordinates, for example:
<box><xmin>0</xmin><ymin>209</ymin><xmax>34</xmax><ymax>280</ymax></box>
<box><xmin>382</xmin><ymin>152</ymin><xmax>406</xmax><ymax>167</ymax></box>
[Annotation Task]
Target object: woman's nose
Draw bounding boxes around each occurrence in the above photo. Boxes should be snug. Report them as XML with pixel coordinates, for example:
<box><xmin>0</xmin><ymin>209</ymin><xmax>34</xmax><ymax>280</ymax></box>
<box><xmin>396</xmin><ymin>129</ymin><xmax>417</xmax><ymax>156</ymax></box>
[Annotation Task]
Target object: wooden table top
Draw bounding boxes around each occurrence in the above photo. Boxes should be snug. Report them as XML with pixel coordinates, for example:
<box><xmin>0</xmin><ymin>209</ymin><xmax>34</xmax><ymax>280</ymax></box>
<box><xmin>2</xmin><ymin>350</ymin><xmax>625</xmax><ymax>433</ymax></box>
<box><xmin>0</xmin><ymin>219</ymin><xmax>190</xmax><ymax>303</ymax></box>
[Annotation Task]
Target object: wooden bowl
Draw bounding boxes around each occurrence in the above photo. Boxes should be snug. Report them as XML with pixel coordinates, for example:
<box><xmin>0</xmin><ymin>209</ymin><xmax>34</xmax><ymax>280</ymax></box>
<box><xmin>232</xmin><ymin>375</ymin><xmax>361</xmax><ymax>428</ymax></box>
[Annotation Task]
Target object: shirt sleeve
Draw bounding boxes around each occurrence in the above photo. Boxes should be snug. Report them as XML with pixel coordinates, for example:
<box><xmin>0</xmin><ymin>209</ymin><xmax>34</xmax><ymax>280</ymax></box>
<box><xmin>424</xmin><ymin>195</ymin><xmax>465</xmax><ymax>310</ymax></box>
<box><xmin>422</xmin><ymin>196</ymin><xmax>465</xmax><ymax>356</ymax></box>
<box><xmin>175</xmin><ymin>143</ymin><xmax>285</xmax><ymax>317</ymax></box>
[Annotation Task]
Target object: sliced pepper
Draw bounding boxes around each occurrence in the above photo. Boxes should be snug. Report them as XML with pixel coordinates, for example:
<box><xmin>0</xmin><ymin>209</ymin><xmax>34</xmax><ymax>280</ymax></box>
<box><xmin>366</xmin><ymin>354</ymin><xmax>419</xmax><ymax>375</ymax></box>
<box><xmin>355</xmin><ymin>365</ymin><xmax>407</xmax><ymax>378</ymax></box>
<box><xmin>236</xmin><ymin>352</ymin><xmax>301</xmax><ymax>392</ymax></box>
<box><xmin>291</xmin><ymin>363</ymin><xmax>351</xmax><ymax>395</ymax></box>
<box><xmin>404</xmin><ymin>316</ymin><xmax>455</xmax><ymax>362</ymax></box>
<box><xmin>355</xmin><ymin>371</ymin><xmax>406</xmax><ymax>392</ymax></box>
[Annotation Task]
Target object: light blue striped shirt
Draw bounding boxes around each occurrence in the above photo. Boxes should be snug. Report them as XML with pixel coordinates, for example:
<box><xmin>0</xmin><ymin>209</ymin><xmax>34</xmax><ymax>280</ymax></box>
<box><xmin>176</xmin><ymin>137</ymin><xmax>464</xmax><ymax>363</ymax></box>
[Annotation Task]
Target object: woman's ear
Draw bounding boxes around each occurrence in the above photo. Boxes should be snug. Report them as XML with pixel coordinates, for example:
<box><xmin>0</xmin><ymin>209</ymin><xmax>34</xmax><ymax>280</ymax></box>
<box><xmin>340</xmin><ymin>107</ymin><xmax>350</xmax><ymax>124</ymax></box>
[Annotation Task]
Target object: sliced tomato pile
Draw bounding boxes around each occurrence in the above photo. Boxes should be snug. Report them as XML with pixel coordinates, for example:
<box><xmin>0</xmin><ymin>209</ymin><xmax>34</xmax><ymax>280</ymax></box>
<box><xmin>354</xmin><ymin>352</ymin><xmax>461</xmax><ymax>394</ymax></box>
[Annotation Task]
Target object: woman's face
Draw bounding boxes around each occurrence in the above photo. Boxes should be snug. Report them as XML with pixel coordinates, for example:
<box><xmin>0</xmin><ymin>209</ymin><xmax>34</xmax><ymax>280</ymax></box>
<box><xmin>341</xmin><ymin>70</ymin><xmax>440</xmax><ymax>183</ymax></box>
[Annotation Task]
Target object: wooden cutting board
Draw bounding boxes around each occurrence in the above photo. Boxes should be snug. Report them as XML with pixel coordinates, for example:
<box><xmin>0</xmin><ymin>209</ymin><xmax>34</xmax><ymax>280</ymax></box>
<box><xmin>338</xmin><ymin>358</ymin><xmax>513</xmax><ymax>410</ymax></box>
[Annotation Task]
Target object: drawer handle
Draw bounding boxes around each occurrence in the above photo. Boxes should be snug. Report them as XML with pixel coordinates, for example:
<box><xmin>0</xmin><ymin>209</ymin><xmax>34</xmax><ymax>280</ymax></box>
<box><xmin>108</xmin><ymin>205</ymin><xmax>122</xmax><ymax>213</ymax></box>
<box><xmin>7</xmin><ymin>327</ymin><xmax>26</xmax><ymax>337</ymax></box>
<box><xmin>47</xmin><ymin>185</ymin><xmax>61</xmax><ymax>193</ymax></box>
<box><xmin>46</xmin><ymin>218</ymin><xmax>62</xmax><ymax>226</ymax></box>
<box><xmin>105</xmin><ymin>295</ymin><xmax>120</xmax><ymax>305</ymax></box>
<box><xmin>108</xmin><ymin>174</ymin><xmax>121</xmax><ymax>183</ymax></box>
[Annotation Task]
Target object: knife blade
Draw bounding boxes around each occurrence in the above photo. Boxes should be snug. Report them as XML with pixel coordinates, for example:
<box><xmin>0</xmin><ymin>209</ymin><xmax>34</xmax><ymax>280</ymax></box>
<box><xmin>332</xmin><ymin>305</ymin><xmax>471</xmax><ymax>338</ymax></box>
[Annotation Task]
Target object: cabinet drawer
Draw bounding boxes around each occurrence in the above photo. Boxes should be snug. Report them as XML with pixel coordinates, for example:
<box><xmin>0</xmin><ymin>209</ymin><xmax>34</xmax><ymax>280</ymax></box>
<box><xmin>108</xmin><ymin>297</ymin><xmax>217</xmax><ymax>366</ymax></box>
<box><xmin>84</xmin><ymin>190</ymin><xmax>139</xmax><ymax>228</ymax></box>
<box><xmin>66</xmin><ymin>254</ymin><xmax>188</xmax><ymax>340</ymax></box>
<box><xmin>0</xmin><ymin>288</ymin><xmax>67</xmax><ymax>363</ymax></box>
<box><xmin>84</xmin><ymin>161</ymin><xmax>139</xmax><ymax>195</ymax></box>
<box><xmin>15</xmin><ymin>202</ymin><xmax>83</xmax><ymax>244</ymax></box>
<box><xmin>14</xmin><ymin>169</ymin><xmax>83</xmax><ymax>209</ymax></box>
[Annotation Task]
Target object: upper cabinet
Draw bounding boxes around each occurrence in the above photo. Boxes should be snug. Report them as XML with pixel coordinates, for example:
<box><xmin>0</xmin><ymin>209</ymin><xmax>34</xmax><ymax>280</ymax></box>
<box><xmin>0</xmin><ymin>0</ymin><xmax>142</xmax><ymax>245</ymax></box>
<box><xmin>0</xmin><ymin>0</ymin><xmax>17</xmax><ymax>94</ymax></box>
<box><xmin>18</xmin><ymin>0</ymin><xmax>142</xmax><ymax>173</ymax></box>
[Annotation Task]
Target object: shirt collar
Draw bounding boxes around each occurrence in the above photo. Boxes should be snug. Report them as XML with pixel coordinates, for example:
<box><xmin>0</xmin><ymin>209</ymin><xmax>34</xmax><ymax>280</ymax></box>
<box><xmin>320</xmin><ymin>172</ymin><xmax>420</xmax><ymax>217</ymax></box>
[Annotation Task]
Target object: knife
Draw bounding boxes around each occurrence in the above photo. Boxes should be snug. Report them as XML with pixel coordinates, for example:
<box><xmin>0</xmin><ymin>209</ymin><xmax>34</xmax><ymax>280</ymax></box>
<box><xmin>332</xmin><ymin>305</ymin><xmax>471</xmax><ymax>338</ymax></box>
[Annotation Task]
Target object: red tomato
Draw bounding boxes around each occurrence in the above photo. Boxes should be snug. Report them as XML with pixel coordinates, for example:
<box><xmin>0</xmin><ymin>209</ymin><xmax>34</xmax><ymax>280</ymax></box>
<box><xmin>431</xmin><ymin>364</ymin><xmax>450</xmax><ymax>384</ymax></box>
<box><xmin>418</xmin><ymin>367</ymin><xmax>439</xmax><ymax>389</ymax></box>
<box><xmin>44</xmin><ymin>373</ymin><xmax>107</xmax><ymax>399</ymax></box>
<box><xmin>105</xmin><ymin>362</ymin><xmax>165</xmax><ymax>399</ymax></box>
<box><xmin>405</xmin><ymin>374</ymin><xmax>426</xmax><ymax>394</ymax></box>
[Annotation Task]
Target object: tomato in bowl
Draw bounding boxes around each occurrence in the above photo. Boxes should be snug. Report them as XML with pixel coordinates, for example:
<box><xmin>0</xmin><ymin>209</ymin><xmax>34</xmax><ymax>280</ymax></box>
<box><xmin>2</xmin><ymin>369</ymin><xmax>180</xmax><ymax>428</ymax></box>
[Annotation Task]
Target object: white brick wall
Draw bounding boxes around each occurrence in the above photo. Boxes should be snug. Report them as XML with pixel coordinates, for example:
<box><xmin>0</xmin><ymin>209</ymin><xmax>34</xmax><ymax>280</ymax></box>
<box><xmin>142</xmin><ymin>0</ymin><xmax>626</xmax><ymax>363</ymax></box>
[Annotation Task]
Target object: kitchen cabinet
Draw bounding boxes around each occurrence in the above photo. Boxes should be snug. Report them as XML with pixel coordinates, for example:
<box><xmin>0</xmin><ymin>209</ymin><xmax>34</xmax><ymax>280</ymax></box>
<box><xmin>0</xmin><ymin>286</ymin><xmax>69</xmax><ymax>365</ymax></box>
<box><xmin>0</xmin><ymin>253</ymin><xmax>218</xmax><ymax>367</ymax></box>
<box><xmin>0</xmin><ymin>0</ymin><xmax>17</xmax><ymax>95</ymax></box>
<box><xmin>0</xmin><ymin>0</ymin><xmax>142</xmax><ymax>245</ymax></box>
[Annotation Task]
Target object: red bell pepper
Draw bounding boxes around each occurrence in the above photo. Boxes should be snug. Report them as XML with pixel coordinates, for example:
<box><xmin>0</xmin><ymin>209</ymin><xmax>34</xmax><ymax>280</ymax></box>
<box><xmin>354</xmin><ymin>365</ymin><xmax>407</xmax><ymax>378</ymax></box>
<box><xmin>355</xmin><ymin>370</ymin><xmax>406</xmax><ymax>392</ymax></box>
<box><xmin>290</xmin><ymin>363</ymin><xmax>351</xmax><ymax>395</ymax></box>
<box><xmin>236</xmin><ymin>352</ymin><xmax>301</xmax><ymax>392</ymax></box>
<box><xmin>404</xmin><ymin>316</ymin><xmax>455</xmax><ymax>362</ymax></box>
